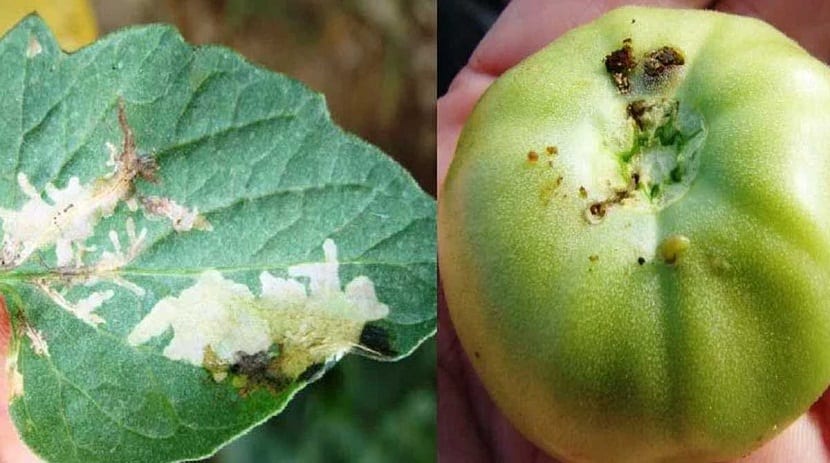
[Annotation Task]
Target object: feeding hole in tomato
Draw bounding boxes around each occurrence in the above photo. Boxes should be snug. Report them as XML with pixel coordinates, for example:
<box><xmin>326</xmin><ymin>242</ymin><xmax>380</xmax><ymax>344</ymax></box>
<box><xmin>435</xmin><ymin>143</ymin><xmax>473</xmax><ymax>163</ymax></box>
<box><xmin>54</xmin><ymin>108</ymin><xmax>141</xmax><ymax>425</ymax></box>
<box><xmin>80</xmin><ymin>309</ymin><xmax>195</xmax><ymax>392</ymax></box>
<box><xmin>589</xmin><ymin>202</ymin><xmax>606</xmax><ymax>218</ymax></box>
<box><xmin>596</xmin><ymin>40</ymin><xmax>707</xmax><ymax>217</ymax></box>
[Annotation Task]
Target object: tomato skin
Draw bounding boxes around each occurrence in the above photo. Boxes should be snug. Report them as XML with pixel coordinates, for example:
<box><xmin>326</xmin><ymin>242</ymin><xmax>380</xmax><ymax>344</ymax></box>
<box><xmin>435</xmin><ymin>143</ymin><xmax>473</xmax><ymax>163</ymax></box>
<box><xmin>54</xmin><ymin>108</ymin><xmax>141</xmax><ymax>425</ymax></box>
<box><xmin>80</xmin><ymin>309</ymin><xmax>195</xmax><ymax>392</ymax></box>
<box><xmin>439</xmin><ymin>6</ymin><xmax>830</xmax><ymax>463</ymax></box>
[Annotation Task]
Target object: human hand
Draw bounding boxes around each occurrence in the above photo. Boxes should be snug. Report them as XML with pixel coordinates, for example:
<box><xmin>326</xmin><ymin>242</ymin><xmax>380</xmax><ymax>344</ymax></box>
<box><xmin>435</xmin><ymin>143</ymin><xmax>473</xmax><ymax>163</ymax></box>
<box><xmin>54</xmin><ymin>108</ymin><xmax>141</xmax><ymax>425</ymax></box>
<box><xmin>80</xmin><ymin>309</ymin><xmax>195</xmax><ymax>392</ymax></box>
<box><xmin>437</xmin><ymin>0</ymin><xmax>830</xmax><ymax>461</ymax></box>
<box><xmin>0</xmin><ymin>297</ymin><xmax>41</xmax><ymax>463</ymax></box>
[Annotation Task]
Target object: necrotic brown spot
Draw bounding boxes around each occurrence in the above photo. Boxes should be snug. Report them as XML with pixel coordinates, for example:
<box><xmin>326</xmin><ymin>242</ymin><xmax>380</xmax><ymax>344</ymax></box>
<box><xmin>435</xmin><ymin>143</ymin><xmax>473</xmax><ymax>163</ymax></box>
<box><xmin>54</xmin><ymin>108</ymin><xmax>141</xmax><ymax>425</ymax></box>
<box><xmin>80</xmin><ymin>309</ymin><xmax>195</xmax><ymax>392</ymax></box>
<box><xmin>643</xmin><ymin>46</ymin><xmax>685</xmax><ymax>77</ymax></box>
<box><xmin>604</xmin><ymin>39</ymin><xmax>636</xmax><ymax>93</ymax></box>
<box><xmin>229</xmin><ymin>350</ymin><xmax>291</xmax><ymax>395</ymax></box>
<box><xmin>605</xmin><ymin>39</ymin><xmax>636</xmax><ymax>74</ymax></box>
<box><xmin>230</xmin><ymin>351</ymin><xmax>272</xmax><ymax>377</ymax></box>
<box><xmin>527</xmin><ymin>150</ymin><xmax>539</xmax><ymax>163</ymax></box>
<box><xmin>589</xmin><ymin>202</ymin><xmax>606</xmax><ymax>217</ymax></box>
<box><xmin>627</xmin><ymin>100</ymin><xmax>649</xmax><ymax>129</ymax></box>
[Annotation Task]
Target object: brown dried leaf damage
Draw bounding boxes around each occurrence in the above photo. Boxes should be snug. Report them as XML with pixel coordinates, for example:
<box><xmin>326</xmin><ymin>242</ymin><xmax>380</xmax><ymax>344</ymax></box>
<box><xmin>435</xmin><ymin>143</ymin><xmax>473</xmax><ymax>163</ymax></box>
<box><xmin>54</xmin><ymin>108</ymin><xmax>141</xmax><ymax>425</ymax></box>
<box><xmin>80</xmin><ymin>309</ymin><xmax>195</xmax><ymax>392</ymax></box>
<box><xmin>117</xmin><ymin>98</ymin><xmax>158</xmax><ymax>184</ymax></box>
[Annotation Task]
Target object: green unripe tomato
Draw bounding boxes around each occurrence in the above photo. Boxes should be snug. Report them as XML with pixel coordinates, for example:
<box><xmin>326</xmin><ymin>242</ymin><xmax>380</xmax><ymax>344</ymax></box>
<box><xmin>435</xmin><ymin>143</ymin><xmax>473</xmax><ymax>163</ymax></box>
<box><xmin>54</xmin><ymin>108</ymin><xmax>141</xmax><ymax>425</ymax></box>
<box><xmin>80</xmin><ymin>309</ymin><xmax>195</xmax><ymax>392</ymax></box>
<box><xmin>439</xmin><ymin>6</ymin><xmax>830</xmax><ymax>463</ymax></box>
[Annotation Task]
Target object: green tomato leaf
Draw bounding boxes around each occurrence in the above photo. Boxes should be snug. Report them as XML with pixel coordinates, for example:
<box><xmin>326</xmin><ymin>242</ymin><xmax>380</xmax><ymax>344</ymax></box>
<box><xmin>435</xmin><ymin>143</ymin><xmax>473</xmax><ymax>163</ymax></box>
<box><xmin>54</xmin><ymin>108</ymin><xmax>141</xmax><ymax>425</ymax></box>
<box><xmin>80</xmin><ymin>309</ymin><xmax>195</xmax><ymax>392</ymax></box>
<box><xmin>0</xmin><ymin>15</ymin><xmax>436</xmax><ymax>463</ymax></box>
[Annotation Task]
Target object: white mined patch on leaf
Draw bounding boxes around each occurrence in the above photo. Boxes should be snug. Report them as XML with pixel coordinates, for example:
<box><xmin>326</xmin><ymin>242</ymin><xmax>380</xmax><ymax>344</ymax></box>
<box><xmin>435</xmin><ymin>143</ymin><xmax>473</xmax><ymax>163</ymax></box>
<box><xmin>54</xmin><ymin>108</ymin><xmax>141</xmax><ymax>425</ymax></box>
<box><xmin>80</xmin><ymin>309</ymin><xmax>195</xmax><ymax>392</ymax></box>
<box><xmin>0</xmin><ymin>173</ymin><xmax>115</xmax><ymax>267</ymax></box>
<box><xmin>141</xmin><ymin>196</ymin><xmax>212</xmax><ymax>232</ymax></box>
<box><xmin>5</xmin><ymin>349</ymin><xmax>23</xmax><ymax>399</ymax></box>
<box><xmin>127</xmin><ymin>270</ymin><xmax>271</xmax><ymax>365</ymax></box>
<box><xmin>7</xmin><ymin>104</ymin><xmax>158</xmax><ymax>325</ymax></box>
<box><xmin>83</xmin><ymin>217</ymin><xmax>147</xmax><ymax>295</ymax></box>
<box><xmin>24</xmin><ymin>325</ymin><xmax>49</xmax><ymax>357</ymax></box>
<box><xmin>0</xmin><ymin>101</ymin><xmax>155</xmax><ymax>271</ymax></box>
<box><xmin>128</xmin><ymin>239</ymin><xmax>389</xmax><ymax>379</ymax></box>
<box><xmin>35</xmin><ymin>217</ymin><xmax>147</xmax><ymax>324</ymax></box>
<box><xmin>26</xmin><ymin>35</ymin><xmax>42</xmax><ymax>58</ymax></box>
<box><xmin>277</xmin><ymin>239</ymin><xmax>389</xmax><ymax>321</ymax></box>
<box><xmin>106</xmin><ymin>141</ymin><xmax>119</xmax><ymax>167</ymax></box>
<box><xmin>36</xmin><ymin>282</ymin><xmax>113</xmax><ymax>326</ymax></box>
<box><xmin>0</xmin><ymin>124</ymin><xmax>144</xmax><ymax>268</ymax></box>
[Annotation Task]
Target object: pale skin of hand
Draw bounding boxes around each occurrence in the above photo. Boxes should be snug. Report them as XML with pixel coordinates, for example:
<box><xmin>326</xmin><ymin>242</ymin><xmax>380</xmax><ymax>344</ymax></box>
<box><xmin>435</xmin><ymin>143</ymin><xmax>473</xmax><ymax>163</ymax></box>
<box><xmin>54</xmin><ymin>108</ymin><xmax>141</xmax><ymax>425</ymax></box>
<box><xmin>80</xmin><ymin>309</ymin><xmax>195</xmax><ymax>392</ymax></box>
<box><xmin>438</xmin><ymin>0</ymin><xmax>830</xmax><ymax>462</ymax></box>
<box><xmin>0</xmin><ymin>297</ymin><xmax>41</xmax><ymax>463</ymax></box>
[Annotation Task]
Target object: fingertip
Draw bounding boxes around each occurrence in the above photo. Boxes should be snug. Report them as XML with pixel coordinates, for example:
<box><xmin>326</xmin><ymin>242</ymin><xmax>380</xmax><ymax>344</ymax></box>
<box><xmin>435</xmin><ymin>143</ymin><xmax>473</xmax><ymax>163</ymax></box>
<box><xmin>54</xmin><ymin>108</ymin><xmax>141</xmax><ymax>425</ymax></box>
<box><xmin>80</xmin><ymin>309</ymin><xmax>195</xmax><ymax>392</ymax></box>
<box><xmin>469</xmin><ymin>0</ymin><xmax>711</xmax><ymax>77</ymax></box>
<box><xmin>437</xmin><ymin>67</ymin><xmax>494</xmax><ymax>191</ymax></box>
<box><xmin>733</xmin><ymin>411</ymin><xmax>830</xmax><ymax>462</ymax></box>
<box><xmin>470</xmin><ymin>0</ymin><xmax>606</xmax><ymax>77</ymax></box>
<box><xmin>0</xmin><ymin>295</ymin><xmax>9</xmax><ymax>357</ymax></box>
<box><xmin>809</xmin><ymin>387</ymin><xmax>830</xmax><ymax>452</ymax></box>
<box><xmin>714</xmin><ymin>0</ymin><xmax>830</xmax><ymax>63</ymax></box>
<box><xmin>0</xmin><ymin>294</ymin><xmax>39</xmax><ymax>462</ymax></box>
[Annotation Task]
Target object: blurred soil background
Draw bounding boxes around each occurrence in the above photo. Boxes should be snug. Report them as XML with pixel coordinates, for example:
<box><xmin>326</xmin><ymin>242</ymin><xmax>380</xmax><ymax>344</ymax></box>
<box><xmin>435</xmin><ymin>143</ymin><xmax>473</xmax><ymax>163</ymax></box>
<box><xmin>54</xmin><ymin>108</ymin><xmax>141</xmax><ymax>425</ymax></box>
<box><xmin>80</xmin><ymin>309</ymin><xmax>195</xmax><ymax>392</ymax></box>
<box><xmin>0</xmin><ymin>1</ymin><xmax>436</xmax><ymax>462</ymax></box>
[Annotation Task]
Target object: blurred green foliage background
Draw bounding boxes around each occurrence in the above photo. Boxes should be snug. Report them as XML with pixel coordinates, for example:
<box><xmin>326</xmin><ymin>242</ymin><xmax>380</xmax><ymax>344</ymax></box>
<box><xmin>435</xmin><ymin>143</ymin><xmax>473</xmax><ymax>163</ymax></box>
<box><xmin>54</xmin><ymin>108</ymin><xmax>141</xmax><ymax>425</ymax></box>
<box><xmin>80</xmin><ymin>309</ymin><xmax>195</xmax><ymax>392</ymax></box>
<box><xmin>88</xmin><ymin>1</ymin><xmax>437</xmax><ymax>462</ymax></box>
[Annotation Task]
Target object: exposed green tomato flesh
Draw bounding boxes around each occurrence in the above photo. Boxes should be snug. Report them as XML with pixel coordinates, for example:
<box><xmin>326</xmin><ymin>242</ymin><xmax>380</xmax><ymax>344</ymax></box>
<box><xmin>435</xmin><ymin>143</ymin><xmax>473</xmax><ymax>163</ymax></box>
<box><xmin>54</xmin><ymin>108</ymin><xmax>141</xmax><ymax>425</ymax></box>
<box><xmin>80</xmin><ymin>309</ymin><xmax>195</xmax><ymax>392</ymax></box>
<box><xmin>440</xmin><ymin>7</ymin><xmax>830</xmax><ymax>463</ymax></box>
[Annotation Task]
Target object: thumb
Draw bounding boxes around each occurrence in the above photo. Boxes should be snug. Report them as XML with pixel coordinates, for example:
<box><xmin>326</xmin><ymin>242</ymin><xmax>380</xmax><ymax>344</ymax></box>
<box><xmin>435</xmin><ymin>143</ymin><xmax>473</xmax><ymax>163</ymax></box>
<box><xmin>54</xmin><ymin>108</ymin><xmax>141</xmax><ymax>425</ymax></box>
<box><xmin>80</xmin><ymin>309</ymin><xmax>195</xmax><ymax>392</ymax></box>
<box><xmin>0</xmin><ymin>295</ymin><xmax>9</xmax><ymax>356</ymax></box>
<box><xmin>733</xmin><ymin>390</ymin><xmax>830</xmax><ymax>462</ymax></box>
<box><xmin>0</xmin><ymin>297</ymin><xmax>41</xmax><ymax>462</ymax></box>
